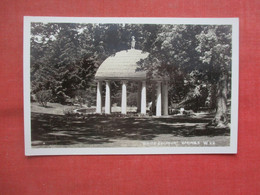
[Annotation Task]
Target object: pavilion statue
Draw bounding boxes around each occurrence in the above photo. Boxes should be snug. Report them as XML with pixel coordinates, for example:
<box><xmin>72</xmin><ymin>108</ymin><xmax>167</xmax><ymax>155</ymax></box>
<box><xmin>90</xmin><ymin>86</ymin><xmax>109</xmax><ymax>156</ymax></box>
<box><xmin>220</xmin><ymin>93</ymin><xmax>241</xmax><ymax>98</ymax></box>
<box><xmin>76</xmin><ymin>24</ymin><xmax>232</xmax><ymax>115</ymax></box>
<box><xmin>95</xmin><ymin>37</ymin><xmax>169</xmax><ymax>116</ymax></box>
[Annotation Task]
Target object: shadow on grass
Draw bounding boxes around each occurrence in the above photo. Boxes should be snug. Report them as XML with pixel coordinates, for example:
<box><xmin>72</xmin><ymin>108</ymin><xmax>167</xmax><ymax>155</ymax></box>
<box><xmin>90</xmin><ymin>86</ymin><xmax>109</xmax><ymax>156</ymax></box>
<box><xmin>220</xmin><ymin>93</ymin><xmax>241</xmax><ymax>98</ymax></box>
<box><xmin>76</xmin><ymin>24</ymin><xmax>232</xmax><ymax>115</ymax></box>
<box><xmin>31</xmin><ymin>112</ymin><xmax>230</xmax><ymax>146</ymax></box>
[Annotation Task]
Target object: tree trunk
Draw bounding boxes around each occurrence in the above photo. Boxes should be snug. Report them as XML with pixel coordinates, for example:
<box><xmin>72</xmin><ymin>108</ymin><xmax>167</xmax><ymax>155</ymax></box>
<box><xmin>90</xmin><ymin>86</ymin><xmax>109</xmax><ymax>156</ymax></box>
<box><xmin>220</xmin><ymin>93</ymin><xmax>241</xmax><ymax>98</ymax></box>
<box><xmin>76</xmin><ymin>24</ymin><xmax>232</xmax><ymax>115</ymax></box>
<box><xmin>211</xmin><ymin>73</ymin><xmax>228</xmax><ymax>127</ymax></box>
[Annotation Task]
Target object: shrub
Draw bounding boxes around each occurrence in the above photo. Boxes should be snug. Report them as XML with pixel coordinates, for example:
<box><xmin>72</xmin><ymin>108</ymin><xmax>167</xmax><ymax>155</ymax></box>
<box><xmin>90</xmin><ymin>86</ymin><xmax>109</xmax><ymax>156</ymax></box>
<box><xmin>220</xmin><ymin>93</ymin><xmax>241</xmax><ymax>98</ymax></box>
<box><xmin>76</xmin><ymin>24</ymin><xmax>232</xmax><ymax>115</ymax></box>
<box><xmin>127</xmin><ymin>92</ymin><xmax>137</xmax><ymax>107</ymax></box>
<box><xmin>35</xmin><ymin>90</ymin><xmax>52</xmax><ymax>107</ymax></box>
<box><xmin>63</xmin><ymin>108</ymin><xmax>79</xmax><ymax>117</ymax></box>
<box><xmin>73</xmin><ymin>89</ymin><xmax>95</xmax><ymax>107</ymax></box>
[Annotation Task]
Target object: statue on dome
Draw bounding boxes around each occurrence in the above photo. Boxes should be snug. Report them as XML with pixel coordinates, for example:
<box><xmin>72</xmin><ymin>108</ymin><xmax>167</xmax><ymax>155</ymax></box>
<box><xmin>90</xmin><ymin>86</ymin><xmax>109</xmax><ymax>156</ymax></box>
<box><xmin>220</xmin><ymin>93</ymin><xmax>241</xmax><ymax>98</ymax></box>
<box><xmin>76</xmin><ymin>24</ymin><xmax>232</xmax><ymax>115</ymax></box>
<box><xmin>131</xmin><ymin>36</ymin><xmax>136</xmax><ymax>49</ymax></box>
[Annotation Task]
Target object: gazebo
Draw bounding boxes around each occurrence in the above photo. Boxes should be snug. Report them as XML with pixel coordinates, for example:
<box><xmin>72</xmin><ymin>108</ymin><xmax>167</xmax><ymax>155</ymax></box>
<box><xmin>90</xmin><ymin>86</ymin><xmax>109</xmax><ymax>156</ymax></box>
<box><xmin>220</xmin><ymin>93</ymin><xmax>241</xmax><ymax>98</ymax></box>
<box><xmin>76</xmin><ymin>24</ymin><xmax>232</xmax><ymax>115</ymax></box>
<box><xmin>94</xmin><ymin>38</ymin><xmax>169</xmax><ymax>116</ymax></box>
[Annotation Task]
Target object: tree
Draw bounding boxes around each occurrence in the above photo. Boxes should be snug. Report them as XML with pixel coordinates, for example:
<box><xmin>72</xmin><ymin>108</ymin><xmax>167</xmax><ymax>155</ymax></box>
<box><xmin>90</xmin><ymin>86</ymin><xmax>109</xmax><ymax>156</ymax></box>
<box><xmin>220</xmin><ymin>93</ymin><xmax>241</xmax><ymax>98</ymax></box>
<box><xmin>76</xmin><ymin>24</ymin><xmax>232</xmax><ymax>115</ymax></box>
<box><xmin>139</xmin><ymin>24</ymin><xmax>204</xmax><ymax>105</ymax></box>
<box><xmin>196</xmin><ymin>25</ymin><xmax>232</xmax><ymax>127</ymax></box>
<box><xmin>35</xmin><ymin>90</ymin><xmax>52</xmax><ymax>107</ymax></box>
<box><xmin>30</xmin><ymin>23</ymin><xmax>99</xmax><ymax>104</ymax></box>
<box><xmin>178</xmin><ymin>70</ymin><xmax>209</xmax><ymax>112</ymax></box>
<box><xmin>139</xmin><ymin>24</ymin><xmax>232</xmax><ymax>127</ymax></box>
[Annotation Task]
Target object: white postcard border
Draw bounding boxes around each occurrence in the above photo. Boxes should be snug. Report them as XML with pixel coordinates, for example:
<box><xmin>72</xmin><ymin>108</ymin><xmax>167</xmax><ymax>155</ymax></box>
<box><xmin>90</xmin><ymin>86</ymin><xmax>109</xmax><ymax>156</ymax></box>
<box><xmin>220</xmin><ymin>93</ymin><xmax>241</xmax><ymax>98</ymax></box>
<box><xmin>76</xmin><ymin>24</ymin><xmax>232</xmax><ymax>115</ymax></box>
<box><xmin>24</xmin><ymin>17</ymin><xmax>239</xmax><ymax>156</ymax></box>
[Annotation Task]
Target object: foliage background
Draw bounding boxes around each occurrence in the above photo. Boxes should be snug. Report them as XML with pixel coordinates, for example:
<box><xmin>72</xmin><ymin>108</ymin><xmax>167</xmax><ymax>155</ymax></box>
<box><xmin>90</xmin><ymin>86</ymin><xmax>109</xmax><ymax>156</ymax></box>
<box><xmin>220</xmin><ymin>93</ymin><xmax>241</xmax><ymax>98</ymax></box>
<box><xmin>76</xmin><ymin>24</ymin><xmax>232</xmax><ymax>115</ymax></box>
<box><xmin>30</xmin><ymin>22</ymin><xmax>232</xmax><ymax>125</ymax></box>
<box><xmin>0</xmin><ymin>0</ymin><xmax>260</xmax><ymax>194</ymax></box>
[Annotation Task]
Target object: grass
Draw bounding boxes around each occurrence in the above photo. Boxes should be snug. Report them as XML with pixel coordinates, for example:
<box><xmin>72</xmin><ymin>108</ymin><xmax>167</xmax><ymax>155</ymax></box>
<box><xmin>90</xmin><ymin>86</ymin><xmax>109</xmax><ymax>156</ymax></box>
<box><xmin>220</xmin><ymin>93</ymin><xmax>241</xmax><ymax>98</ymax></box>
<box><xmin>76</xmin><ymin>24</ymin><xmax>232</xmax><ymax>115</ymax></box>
<box><xmin>31</xmin><ymin>102</ymin><xmax>230</xmax><ymax>148</ymax></box>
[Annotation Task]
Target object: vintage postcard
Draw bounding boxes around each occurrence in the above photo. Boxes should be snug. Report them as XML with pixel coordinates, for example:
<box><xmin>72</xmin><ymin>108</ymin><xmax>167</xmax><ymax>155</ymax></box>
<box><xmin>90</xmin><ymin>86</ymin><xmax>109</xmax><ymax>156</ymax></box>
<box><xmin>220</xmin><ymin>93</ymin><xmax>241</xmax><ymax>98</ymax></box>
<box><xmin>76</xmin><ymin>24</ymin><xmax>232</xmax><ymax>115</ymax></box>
<box><xmin>24</xmin><ymin>17</ymin><xmax>239</xmax><ymax>155</ymax></box>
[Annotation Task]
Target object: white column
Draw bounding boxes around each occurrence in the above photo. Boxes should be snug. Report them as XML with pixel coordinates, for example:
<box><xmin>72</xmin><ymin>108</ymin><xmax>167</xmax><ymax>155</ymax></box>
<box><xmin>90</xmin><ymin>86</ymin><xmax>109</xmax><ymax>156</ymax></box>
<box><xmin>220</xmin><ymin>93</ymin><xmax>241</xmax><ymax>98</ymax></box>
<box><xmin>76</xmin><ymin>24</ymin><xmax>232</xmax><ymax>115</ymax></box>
<box><xmin>162</xmin><ymin>83</ymin><xmax>165</xmax><ymax>115</ymax></box>
<box><xmin>137</xmin><ymin>82</ymin><xmax>141</xmax><ymax>112</ymax></box>
<box><xmin>121</xmin><ymin>81</ymin><xmax>127</xmax><ymax>114</ymax></box>
<box><xmin>96</xmin><ymin>80</ymin><xmax>102</xmax><ymax>113</ymax></box>
<box><xmin>141</xmin><ymin>81</ymin><xmax>146</xmax><ymax>115</ymax></box>
<box><xmin>105</xmin><ymin>80</ymin><xmax>111</xmax><ymax>114</ymax></box>
<box><xmin>152</xmin><ymin>83</ymin><xmax>156</xmax><ymax>114</ymax></box>
<box><xmin>162</xmin><ymin>81</ymin><xmax>169</xmax><ymax>116</ymax></box>
<box><xmin>156</xmin><ymin>81</ymin><xmax>162</xmax><ymax>116</ymax></box>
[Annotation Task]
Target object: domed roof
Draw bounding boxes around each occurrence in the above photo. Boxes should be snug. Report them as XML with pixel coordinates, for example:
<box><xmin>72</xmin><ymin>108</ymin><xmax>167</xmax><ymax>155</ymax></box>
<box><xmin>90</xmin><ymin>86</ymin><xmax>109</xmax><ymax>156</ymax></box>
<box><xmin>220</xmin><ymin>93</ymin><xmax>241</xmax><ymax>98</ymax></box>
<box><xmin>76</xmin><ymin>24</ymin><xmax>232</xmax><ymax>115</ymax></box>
<box><xmin>95</xmin><ymin>49</ymin><xmax>149</xmax><ymax>80</ymax></box>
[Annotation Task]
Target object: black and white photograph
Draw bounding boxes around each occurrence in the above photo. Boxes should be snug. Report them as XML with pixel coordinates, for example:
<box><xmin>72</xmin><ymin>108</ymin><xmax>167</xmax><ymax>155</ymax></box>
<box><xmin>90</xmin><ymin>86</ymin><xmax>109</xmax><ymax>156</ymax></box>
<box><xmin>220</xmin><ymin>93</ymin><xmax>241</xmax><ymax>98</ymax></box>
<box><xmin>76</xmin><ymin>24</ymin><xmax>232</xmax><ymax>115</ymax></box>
<box><xmin>23</xmin><ymin>17</ymin><xmax>238</xmax><ymax>155</ymax></box>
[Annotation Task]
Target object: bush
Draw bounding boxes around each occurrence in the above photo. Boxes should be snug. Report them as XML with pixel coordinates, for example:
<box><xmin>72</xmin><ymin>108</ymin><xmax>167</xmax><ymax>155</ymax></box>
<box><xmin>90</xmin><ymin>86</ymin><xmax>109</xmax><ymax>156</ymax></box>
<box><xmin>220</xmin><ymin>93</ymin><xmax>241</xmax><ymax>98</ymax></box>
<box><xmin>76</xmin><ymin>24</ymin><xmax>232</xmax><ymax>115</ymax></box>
<box><xmin>35</xmin><ymin>90</ymin><xmax>52</xmax><ymax>107</ymax></box>
<box><xmin>73</xmin><ymin>89</ymin><xmax>95</xmax><ymax>107</ymax></box>
<box><xmin>56</xmin><ymin>91</ymin><xmax>70</xmax><ymax>105</ymax></box>
<box><xmin>63</xmin><ymin>107</ymin><xmax>79</xmax><ymax>117</ymax></box>
<box><xmin>127</xmin><ymin>92</ymin><xmax>137</xmax><ymax>107</ymax></box>
<box><xmin>64</xmin><ymin>98</ymin><xmax>74</xmax><ymax>105</ymax></box>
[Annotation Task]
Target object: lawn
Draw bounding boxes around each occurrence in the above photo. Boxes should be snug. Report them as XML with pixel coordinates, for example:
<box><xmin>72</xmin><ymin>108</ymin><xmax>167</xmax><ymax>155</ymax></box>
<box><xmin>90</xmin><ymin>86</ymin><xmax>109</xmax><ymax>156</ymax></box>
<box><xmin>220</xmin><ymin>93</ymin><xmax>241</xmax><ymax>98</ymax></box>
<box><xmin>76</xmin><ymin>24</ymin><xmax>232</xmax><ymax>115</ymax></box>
<box><xmin>31</xmin><ymin>103</ymin><xmax>230</xmax><ymax>148</ymax></box>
